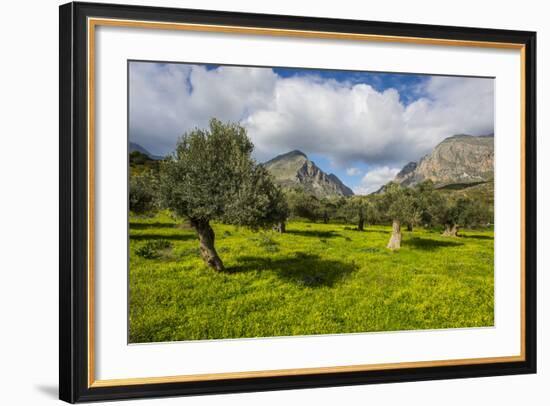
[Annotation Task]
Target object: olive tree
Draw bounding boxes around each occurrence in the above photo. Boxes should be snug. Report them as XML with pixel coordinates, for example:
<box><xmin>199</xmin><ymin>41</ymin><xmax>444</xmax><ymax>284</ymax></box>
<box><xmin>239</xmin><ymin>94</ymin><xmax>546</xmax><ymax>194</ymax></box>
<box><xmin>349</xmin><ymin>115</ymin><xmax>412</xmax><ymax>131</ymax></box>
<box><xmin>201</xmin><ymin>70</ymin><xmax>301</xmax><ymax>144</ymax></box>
<box><xmin>438</xmin><ymin>198</ymin><xmax>467</xmax><ymax>237</ymax></box>
<box><xmin>159</xmin><ymin>119</ymin><xmax>288</xmax><ymax>271</ymax></box>
<box><xmin>318</xmin><ymin>198</ymin><xmax>338</xmax><ymax>224</ymax></box>
<box><xmin>286</xmin><ymin>189</ymin><xmax>321</xmax><ymax>222</ymax></box>
<box><xmin>129</xmin><ymin>170</ymin><xmax>159</xmax><ymax>215</ymax></box>
<box><xmin>272</xmin><ymin>193</ymin><xmax>291</xmax><ymax>233</ymax></box>
<box><xmin>438</xmin><ymin>196</ymin><xmax>491</xmax><ymax>237</ymax></box>
<box><xmin>342</xmin><ymin>196</ymin><xmax>378</xmax><ymax>231</ymax></box>
<box><xmin>415</xmin><ymin>180</ymin><xmax>446</xmax><ymax>229</ymax></box>
<box><xmin>382</xmin><ymin>183</ymin><xmax>420</xmax><ymax>249</ymax></box>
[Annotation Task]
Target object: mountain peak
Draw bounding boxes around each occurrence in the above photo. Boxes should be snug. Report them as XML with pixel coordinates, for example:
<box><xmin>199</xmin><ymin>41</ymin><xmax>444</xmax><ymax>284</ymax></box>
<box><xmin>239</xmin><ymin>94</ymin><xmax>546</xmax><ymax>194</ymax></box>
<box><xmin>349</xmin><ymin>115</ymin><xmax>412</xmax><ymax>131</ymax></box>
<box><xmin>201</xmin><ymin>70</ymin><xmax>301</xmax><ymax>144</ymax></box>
<box><xmin>263</xmin><ymin>150</ymin><xmax>353</xmax><ymax>198</ymax></box>
<box><xmin>393</xmin><ymin>134</ymin><xmax>494</xmax><ymax>187</ymax></box>
<box><xmin>265</xmin><ymin>150</ymin><xmax>307</xmax><ymax>164</ymax></box>
<box><xmin>287</xmin><ymin>149</ymin><xmax>307</xmax><ymax>157</ymax></box>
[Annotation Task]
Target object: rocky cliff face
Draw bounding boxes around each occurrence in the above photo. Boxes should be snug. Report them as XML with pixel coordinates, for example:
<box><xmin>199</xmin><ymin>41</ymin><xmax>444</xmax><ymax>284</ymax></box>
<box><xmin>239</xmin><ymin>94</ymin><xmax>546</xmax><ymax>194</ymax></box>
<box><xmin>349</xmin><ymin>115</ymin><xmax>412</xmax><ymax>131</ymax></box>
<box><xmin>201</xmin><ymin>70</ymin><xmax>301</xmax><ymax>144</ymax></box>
<box><xmin>394</xmin><ymin>161</ymin><xmax>418</xmax><ymax>184</ymax></box>
<box><xmin>395</xmin><ymin>134</ymin><xmax>494</xmax><ymax>187</ymax></box>
<box><xmin>263</xmin><ymin>150</ymin><xmax>354</xmax><ymax>198</ymax></box>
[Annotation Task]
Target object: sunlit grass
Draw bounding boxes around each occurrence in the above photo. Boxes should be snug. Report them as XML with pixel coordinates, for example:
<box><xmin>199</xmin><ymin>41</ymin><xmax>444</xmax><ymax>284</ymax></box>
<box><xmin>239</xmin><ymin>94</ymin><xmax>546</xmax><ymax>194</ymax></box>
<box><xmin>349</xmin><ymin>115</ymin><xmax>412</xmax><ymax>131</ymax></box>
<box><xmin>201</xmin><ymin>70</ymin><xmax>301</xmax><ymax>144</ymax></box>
<box><xmin>129</xmin><ymin>212</ymin><xmax>494</xmax><ymax>343</ymax></box>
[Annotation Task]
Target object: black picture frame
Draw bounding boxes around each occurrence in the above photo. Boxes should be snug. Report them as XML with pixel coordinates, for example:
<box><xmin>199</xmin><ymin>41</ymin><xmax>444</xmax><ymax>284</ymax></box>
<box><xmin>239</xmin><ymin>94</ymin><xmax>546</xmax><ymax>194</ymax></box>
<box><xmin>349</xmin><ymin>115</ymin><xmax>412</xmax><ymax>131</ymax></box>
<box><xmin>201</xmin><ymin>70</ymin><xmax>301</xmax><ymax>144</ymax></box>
<box><xmin>59</xmin><ymin>1</ymin><xmax>536</xmax><ymax>403</ymax></box>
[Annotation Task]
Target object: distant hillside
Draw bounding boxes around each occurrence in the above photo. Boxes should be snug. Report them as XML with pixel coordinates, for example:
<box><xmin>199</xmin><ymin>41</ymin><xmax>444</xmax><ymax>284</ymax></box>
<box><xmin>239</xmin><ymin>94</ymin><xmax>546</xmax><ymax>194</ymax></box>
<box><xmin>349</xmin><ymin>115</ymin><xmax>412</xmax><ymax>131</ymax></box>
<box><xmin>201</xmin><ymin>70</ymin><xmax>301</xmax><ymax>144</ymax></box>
<box><xmin>263</xmin><ymin>150</ymin><xmax>354</xmax><ymax>198</ymax></box>
<box><xmin>439</xmin><ymin>180</ymin><xmax>494</xmax><ymax>206</ymax></box>
<box><xmin>394</xmin><ymin>134</ymin><xmax>494</xmax><ymax>188</ymax></box>
<box><xmin>129</xmin><ymin>142</ymin><xmax>163</xmax><ymax>160</ymax></box>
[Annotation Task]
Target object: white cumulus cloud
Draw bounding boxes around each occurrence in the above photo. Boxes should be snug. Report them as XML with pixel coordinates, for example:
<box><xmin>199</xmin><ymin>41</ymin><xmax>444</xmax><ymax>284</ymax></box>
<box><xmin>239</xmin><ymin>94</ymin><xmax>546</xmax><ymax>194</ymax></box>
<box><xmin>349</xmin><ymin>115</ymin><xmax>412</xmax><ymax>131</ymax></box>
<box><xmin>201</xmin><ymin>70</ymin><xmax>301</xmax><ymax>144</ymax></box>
<box><xmin>354</xmin><ymin>166</ymin><xmax>401</xmax><ymax>195</ymax></box>
<box><xmin>129</xmin><ymin>62</ymin><xmax>494</xmax><ymax>169</ymax></box>
<box><xmin>346</xmin><ymin>167</ymin><xmax>362</xmax><ymax>176</ymax></box>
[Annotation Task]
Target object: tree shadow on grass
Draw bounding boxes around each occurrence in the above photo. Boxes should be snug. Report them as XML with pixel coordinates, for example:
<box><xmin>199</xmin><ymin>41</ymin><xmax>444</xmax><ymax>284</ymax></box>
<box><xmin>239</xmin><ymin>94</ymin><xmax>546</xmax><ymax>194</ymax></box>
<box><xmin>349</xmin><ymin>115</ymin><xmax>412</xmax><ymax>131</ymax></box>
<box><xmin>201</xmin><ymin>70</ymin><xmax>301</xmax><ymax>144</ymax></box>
<box><xmin>129</xmin><ymin>222</ymin><xmax>176</xmax><ymax>230</ymax></box>
<box><xmin>229</xmin><ymin>253</ymin><xmax>357</xmax><ymax>288</ymax></box>
<box><xmin>460</xmin><ymin>234</ymin><xmax>494</xmax><ymax>240</ymax></box>
<box><xmin>406</xmin><ymin>236</ymin><xmax>464</xmax><ymax>250</ymax></box>
<box><xmin>342</xmin><ymin>226</ymin><xmax>382</xmax><ymax>233</ymax></box>
<box><xmin>286</xmin><ymin>229</ymin><xmax>341</xmax><ymax>239</ymax></box>
<box><xmin>130</xmin><ymin>233</ymin><xmax>195</xmax><ymax>242</ymax></box>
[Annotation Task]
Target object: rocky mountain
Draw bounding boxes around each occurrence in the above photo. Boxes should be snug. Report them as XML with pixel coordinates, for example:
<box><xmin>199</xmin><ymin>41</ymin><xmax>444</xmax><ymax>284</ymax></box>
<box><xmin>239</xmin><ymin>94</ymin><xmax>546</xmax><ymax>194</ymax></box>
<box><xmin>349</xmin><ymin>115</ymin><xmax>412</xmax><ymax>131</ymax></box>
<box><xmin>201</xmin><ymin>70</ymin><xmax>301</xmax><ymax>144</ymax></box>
<box><xmin>394</xmin><ymin>134</ymin><xmax>494</xmax><ymax>187</ymax></box>
<box><xmin>129</xmin><ymin>142</ymin><xmax>163</xmax><ymax>160</ymax></box>
<box><xmin>394</xmin><ymin>161</ymin><xmax>417</xmax><ymax>183</ymax></box>
<box><xmin>263</xmin><ymin>150</ymin><xmax>354</xmax><ymax>198</ymax></box>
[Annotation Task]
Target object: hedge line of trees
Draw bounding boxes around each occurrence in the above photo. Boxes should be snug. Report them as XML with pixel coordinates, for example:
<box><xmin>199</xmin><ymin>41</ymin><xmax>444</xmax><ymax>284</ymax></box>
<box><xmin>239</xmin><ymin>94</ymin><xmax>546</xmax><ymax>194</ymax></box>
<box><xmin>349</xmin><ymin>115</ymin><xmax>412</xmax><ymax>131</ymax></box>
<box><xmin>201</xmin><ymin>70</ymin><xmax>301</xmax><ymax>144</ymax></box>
<box><xmin>280</xmin><ymin>181</ymin><xmax>492</xmax><ymax>247</ymax></box>
<box><xmin>130</xmin><ymin>119</ymin><xmax>492</xmax><ymax>271</ymax></box>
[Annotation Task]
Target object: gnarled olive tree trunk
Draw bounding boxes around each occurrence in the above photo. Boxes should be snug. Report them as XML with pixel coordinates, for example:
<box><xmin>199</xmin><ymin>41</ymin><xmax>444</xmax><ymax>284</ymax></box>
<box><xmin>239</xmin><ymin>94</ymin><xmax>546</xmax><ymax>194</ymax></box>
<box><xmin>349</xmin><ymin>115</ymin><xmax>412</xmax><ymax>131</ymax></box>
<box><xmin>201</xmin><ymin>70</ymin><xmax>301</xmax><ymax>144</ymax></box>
<box><xmin>190</xmin><ymin>219</ymin><xmax>224</xmax><ymax>271</ymax></box>
<box><xmin>387</xmin><ymin>219</ymin><xmax>401</xmax><ymax>250</ymax></box>
<box><xmin>357</xmin><ymin>207</ymin><xmax>365</xmax><ymax>231</ymax></box>
<box><xmin>273</xmin><ymin>221</ymin><xmax>286</xmax><ymax>233</ymax></box>
<box><xmin>406</xmin><ymin>223</ymin><xmax>413</xmax><ymax>232</ymax></box>
<box><xmin>442</xmin><ymin>223</ymin><xmax>459</xmax><ymax>237</ymax></box>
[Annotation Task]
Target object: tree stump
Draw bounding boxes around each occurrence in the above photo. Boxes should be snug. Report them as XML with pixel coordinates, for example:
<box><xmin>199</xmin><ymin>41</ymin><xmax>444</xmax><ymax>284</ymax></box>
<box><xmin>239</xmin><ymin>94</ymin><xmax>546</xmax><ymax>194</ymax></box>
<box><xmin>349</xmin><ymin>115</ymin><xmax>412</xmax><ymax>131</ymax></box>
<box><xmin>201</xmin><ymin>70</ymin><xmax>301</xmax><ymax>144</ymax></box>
<box><xmin>273</xmin><ymin>221</ymin><xmax>286</xmax><ymax>233</ymax></box>
<box><xmin>442</xmin><ymin>224</ymin><xmax>459</xmax><ymax>237</ymax></box>
<box><xmin>387</xmin><ymin>219</ymin><xmax>402</xmax><ymax>250</ymax></box>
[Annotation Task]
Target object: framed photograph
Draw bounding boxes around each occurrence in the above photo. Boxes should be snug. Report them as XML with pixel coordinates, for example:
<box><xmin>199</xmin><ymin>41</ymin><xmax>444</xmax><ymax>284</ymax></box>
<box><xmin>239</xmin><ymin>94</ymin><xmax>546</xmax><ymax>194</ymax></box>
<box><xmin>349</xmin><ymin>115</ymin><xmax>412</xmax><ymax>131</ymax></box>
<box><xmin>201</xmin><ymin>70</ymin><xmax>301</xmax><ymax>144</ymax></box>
<box><xmin>59</xmin><ymin>1</ymin><xmax>536</xmax><ymax>403</ymax></box>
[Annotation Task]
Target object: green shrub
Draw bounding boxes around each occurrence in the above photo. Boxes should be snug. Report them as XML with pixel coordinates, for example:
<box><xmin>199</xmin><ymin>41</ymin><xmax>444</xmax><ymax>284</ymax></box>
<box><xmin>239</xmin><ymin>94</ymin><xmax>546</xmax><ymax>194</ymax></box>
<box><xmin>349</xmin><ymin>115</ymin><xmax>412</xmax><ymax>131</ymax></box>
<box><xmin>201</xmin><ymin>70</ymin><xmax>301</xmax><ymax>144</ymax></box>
<box><xmin>135</xmin><ymin>240</ymin><xmax>173</xmax><ymax>259</ymax></box>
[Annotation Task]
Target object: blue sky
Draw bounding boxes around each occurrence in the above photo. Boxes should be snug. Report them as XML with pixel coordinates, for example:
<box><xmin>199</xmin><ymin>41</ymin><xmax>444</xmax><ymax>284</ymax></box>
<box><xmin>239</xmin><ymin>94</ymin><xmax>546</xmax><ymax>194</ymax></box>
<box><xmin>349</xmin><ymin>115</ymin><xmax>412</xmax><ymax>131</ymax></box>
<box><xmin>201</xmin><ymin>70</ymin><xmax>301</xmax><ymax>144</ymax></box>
<box><xmin>307</xmin><ymin>153</ymin><xmax>368</xmax><ymax>194</ymax></box>
<box><xmin>189</xmin><ymin>63</ymin><xmax>429</xmax><ymax>104</ymax></box>
<box><xmin>129</xmin><ymin>61</ymin><xmax>494</xmax><ymax>194</ymax></box>
<box><xmin>272</xmin><ymin>67</ymin><xmax>429</xmax><ymax>105</ymax></box>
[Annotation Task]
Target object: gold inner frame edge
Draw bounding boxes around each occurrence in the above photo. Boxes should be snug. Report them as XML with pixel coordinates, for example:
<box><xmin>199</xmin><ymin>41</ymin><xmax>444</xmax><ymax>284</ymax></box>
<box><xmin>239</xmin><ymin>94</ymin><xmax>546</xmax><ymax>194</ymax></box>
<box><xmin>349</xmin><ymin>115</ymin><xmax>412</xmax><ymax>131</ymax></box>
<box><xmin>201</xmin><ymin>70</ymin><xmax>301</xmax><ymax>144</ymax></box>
<box><xmin>87</xmin><ymin>17</ymin><xmax>527</xmax><ymax>388</ymax></box>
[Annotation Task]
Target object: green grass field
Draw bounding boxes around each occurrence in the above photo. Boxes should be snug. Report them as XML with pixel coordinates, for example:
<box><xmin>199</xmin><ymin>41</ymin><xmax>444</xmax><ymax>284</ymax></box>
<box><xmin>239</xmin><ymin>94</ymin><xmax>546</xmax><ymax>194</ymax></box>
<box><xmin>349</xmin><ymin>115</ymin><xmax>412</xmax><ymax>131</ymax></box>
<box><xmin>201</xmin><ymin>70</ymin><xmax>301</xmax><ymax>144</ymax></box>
<box><xmin>129</xmin><ymin>212</ymin><xmax>494</xmax><ymax>343</ymax></box>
